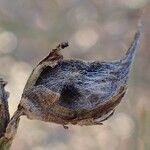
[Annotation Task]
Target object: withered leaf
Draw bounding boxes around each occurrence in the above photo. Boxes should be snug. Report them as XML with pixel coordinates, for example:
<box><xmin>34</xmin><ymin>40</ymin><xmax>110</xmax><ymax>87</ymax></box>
<box><xmin>18</xmin><ymin>32</ymin><xmax>140</xmax><ymax>127</ymax></box>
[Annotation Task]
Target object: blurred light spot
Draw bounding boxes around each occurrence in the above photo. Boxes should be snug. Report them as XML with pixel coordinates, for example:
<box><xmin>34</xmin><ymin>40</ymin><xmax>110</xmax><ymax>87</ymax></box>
<box><xmin>74</xmin><ymin>6</ymin><xmax>98</xmax><ymax>24</ymax></box>
<box><xmin>7</xmin><ymin>61</ymin><xmax>32</xmax><ymax>115</ymax></box>
<box><xmin>47</xmin><ymin>143</ymin><xmax>67</xmax><ymax>150</ymax></box>
<box><xmin>28</xmin><ymin>130</ymin><xmax>47</xmax><ymax>145</ymax></box>
<box><xmin>74</xmin><ymin>27</ymin><xmax>99</xmax><ymax>49</ymax></box>
<box><xmin>56</xmin><ymin>0</ymin><xmax>76</xmax><ymax>7</ymax></box>
<box><xmin>0</xmin><ymin>56</ymin><xmax>15</xmax><ymax>76</ymax></box>
<box><xmin>70</xmin><ymin>134</ymin><xmax>96</xmax><ymax>149</ymax></box>
<box><xmin>95</xmin><ymin>127</ymin><xmax>119</xmax><ymax>150</ymax></box>
<box><xmin>35</xmin><ymin>14</ymin><xmax>48</xmax><ymax>30</ymax></box>
<box><xmin>111</xmin><ymin>113</ymin><xmax>134</xmax><ymax>139</ymax></box>
<box><xmin>0</xmin><ymin>30</ymin><xmax>18</xmax><ymax>54</ymax></box>
<box><xmin>32</xmin><ymin>147</ymin><xmax>43</xmax><ymax>150</ymax></box>
<box><xmin>103</xmin><ymin>21</ymin><xmax>127</xmax><ymax>36</ymax></box>
<box><xmin>119</xmin><ymin>0</ymin><xmax>148</xmax><ymax>8</ymax></box>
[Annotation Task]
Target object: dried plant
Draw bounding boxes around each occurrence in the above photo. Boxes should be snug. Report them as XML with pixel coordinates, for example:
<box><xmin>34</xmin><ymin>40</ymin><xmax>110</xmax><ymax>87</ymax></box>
<box><xmin>0</xmin><ymin>30</ymin><xmax>140</xmax><ymax>149</ymax></box>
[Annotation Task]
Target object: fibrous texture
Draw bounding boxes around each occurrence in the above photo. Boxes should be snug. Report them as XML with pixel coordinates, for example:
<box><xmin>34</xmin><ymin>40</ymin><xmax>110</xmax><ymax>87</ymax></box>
<box><xmin>19</xmin><ymin>31</ymin><xmax>140</xmax><ymax>127</ymax></box>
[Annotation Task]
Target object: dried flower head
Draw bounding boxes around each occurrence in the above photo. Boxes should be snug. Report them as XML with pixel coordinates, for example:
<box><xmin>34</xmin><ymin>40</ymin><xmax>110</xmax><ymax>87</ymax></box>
<box><xmin>18</xmin><ymin>31</ymin><xmax>140</xmax><ymax>128</ymax></box>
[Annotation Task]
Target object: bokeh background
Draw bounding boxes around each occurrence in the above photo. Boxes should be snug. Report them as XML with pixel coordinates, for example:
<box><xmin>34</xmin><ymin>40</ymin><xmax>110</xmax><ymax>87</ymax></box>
<box><xmin>0</xmin><ymin>0</ymin><xmax>150</xmax><ymax>150</ymax></box>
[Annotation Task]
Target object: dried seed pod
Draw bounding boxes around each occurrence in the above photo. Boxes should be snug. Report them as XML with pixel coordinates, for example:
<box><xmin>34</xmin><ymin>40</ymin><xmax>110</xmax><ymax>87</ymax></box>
<box><xmin>0</xmin><ymin>79</ymin><xmax>10</xmax><ymax>137</ymax></box>
<box><xmin>18</xmin><ymin>31</ymin><xmax>140</xmax><ymax>127</ymax></box>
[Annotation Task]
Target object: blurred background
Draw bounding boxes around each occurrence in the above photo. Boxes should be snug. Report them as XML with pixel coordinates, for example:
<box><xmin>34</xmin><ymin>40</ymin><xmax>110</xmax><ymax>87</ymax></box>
<box><xmin>0</xmin><ymin>0</ymin><xmax>149</xmax><ymax>150</ymax></box>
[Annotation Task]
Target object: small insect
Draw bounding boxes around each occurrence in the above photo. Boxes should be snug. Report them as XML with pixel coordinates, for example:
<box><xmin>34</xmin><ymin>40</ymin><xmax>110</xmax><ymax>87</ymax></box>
<box><xmin>17</xmin><ymin>30</ymin><xmax>140</xmax><ymax>129</ymax></box>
